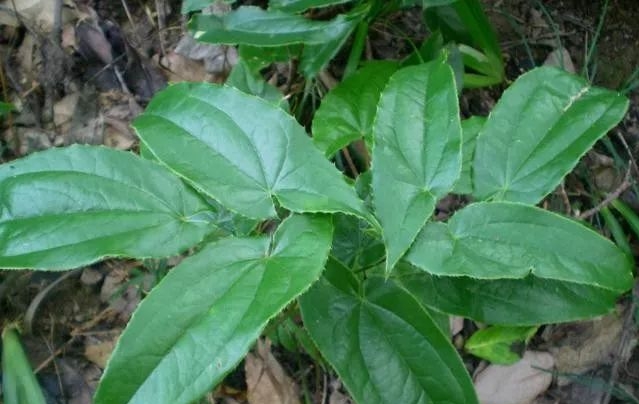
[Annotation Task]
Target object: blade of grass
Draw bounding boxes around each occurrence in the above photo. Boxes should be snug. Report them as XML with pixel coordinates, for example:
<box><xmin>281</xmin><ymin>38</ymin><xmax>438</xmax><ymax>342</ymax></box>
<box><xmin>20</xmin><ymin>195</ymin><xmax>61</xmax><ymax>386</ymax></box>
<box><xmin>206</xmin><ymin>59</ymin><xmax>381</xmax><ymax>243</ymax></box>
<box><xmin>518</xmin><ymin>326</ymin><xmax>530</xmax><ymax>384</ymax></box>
<box><xmin>582</xmin><ymin>0</ymin><xmax>609</xmax><ymax>80</ymax></box>
<box><xmin>620</xmin><ymin>65</ymin><xmax>639</xmax><ymax>94</ymax></box>
<box><xmin>2</xmin><ymin>325</ymin><xmax>47</xmax><ymax>404</ymax></box>
<box><xmin>343</xmin><ymin>21</ymin><xmax>369</xmax><ymax>78</ymax></box>
<box><xmin>611</xmin><ymin>199</ymin><xmax>639</xmax><ymax>240</ymax></box>
<box><xmin>534</xmin><ymin>1</ymin><xmax>564</xmax><ymax>69</ymax></box>
<box><xmin>491</xmin><ymin>6</ymin><xmax>535</xmax><ymax>69</ymax></box>
<box><xmin>600</xmin><ymin>206</ymin><xmax>633</xmax><ymax>256</ymax></box>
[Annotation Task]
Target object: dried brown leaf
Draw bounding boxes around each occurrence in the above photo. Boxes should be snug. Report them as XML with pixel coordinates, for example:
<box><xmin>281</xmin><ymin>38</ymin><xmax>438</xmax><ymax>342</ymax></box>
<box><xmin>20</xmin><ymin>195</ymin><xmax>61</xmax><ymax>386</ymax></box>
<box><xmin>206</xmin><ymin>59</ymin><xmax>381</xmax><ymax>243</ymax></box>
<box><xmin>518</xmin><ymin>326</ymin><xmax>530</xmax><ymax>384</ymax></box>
<box><xmin>474</xmin><ymin>351</ymin><xmax>554</xmax><ymax>404</ymax></box>
<box><xmin>245</xmin><ymin>339</ymin><xmax>300</xmax><ymax>404</ymax></box>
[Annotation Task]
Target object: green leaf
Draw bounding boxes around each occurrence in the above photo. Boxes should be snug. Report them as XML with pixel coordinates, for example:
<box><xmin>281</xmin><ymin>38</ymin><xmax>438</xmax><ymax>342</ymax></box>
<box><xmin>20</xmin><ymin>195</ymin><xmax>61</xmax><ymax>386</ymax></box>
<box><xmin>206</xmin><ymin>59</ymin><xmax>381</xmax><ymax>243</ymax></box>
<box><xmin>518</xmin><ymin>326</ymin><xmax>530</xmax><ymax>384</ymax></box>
<box><xmin>0</xmin><ymin>101</ymin><xmax>15</xmax><ymax>116</ymax></box>
<box><xmin>423</xmin><ymin>0</ymin><xmax>459</xmax><ymax>6</ymax></box>
<box><xmin>465</xmin><ymin>325</ymin><xmax>538</xmax><ymax>364</ymax></box>
<box><xmin>402</xmin><ymin>31</ymin><xmax>444</xmax><ymax>66</ymax></box>
<box><xmin>226</xmin><ymin>59</ymin><xmax>289</xmax><ymax>110</ymax></box>
<box><xmin>300</xmin><ymin>259</ymin><xmax>478</xmax><ymax>404</ymax></box>
<box><xmin>331</xmin><ymin>213</ymin><xmax>384</xmax><ymax>269</ymax></box>
<box><xmin>458</xmin><ymin>44</ymin><xmax>499</xmax><ymax>79</ymax></box>
<box><xmin>313</xmin><ymin>61</ymin><xmax>398</xmax><ymax>157</ymax></box>
<box><xmin>299</xmin><ymin>29</ymin><xmax>353</xmax><ymax>78</ymax></box>
<box><xmin>137</xmin><ymin>142</ymin><xmax>258</xmax><ymax>237</ymax></box>
<box><xmin>472</xmin><ymin>67</ymin><xmax>629</xmax><ymax>203</ymax></box>
<box><xmin>451</xmin><ymin>0</ymin><xmax>501</xmax><ymax>59</ymax></box>
<box><xmin>405</xmin><ymin>202</ymin><xmax>633</xmax><ymax>292</ymax></box>
<box><xmin>95</xmin><ymin>214</ymin><xmax>333</xmax><ymax>404</ymax></box>
<box><xmin>424</xmin><ymin>0</ymin><xmax>504</xmax><ymax>83</ymax></box>
<box><xmin>134</xmin><ymin>82</ymin><xmax>372</xmax><ymax>222</ymax></box>
<box><xmin>2</xmin><ymin>326</ymin><xmax>47</xmax><ymax>404</ymax></box>
<box><xmin>0</xmin><ymin>145</ymin><xmax>213</xmax><ymax>270</ymax></box>
<box><xmin>181</xmin><ymin>0</ymin><xmax>214</xmax><ymax>13</ymax></box>
<box><xmin>267</xmin><ymin>316</ymin><xmax>324</xmax><ymax>365</ymax></box>
<box><xmin>238</xmin><ymin>44</ymin><xmax>303</xmax><ymax>73</ymax></box>
<box><xmin>201</xmin><ymin>198</ymin><xmax>259</xmax><ymax>238</ymax></box>
<box><xmin>394</xmin><ymin>263</ymin><xmax>622</xmax><ymax>325</ymax></box>
<box><xmin>372</xmin><ymin>60</ymin><xmax>461</xmax><ymax>272</ymax></box>
<box><xmin>453</xmin><ymin>115</ymin><xmax>485</xmax><ymax>194</ymax></box>
<box><xmin>269</xmin><ymin>0</ymin><xmax>352</xmax><ymax>13</ymax></box>
<box><xmin>190</xmin><ymin>6</ymin><xmax>359</xmax><ymax>46</ymax></box>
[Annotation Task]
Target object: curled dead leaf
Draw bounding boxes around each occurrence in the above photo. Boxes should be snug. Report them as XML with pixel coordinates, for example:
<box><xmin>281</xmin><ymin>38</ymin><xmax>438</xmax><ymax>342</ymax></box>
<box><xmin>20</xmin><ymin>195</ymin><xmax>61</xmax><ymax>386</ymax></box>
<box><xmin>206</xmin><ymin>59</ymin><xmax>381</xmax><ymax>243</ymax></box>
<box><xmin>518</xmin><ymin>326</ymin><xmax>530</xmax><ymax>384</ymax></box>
<box><xmin>474</xmin><ymin>351</ymin><xmax>554</xmax><ymax>404</ymax></box>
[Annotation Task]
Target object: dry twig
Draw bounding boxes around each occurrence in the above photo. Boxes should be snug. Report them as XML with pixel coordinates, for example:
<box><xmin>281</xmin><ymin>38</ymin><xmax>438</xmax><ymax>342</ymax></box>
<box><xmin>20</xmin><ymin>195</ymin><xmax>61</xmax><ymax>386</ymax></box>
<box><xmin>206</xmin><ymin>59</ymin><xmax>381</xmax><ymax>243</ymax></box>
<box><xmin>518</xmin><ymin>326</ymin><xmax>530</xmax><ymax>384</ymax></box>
<box><xmin>578</xmin><ymin>164</ymin><xmax>633</xmax><ymax>220</ymax></box>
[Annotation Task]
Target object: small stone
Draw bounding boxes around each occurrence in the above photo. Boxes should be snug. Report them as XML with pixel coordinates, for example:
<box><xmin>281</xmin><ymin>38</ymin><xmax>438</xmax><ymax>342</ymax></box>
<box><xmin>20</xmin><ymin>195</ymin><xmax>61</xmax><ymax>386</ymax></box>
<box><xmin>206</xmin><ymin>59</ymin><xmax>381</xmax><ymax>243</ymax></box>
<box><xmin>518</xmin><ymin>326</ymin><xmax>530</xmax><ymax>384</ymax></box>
<box><xmin>80</xmin><ymin>268</ymin><xmax>103</xmax><ymax>286</ymax></box>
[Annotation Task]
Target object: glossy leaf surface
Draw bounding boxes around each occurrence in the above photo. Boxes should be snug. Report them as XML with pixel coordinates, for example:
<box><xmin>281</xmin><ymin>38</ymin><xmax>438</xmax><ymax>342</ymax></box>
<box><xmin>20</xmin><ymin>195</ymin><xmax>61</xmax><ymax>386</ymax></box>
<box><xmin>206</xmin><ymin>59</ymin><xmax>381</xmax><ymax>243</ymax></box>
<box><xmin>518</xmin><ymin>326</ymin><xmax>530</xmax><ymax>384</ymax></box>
<box><xmin>269</xmin><ymin>0</ymin><xmax>352</xmax><ymax>13</ymax></box>
<box><xmin>0</xmin><ymin>145</ymin><xmax>213</xmax><ymax>270</ymax></box>
<box><xmin>313</xmin><ymin>61</ymin><xmax>398</xmax><ymax>157</ymax></box>
<box><xmin>465</xmin><ymin>325</ymin><xmax>538</xmax><ymax>364</ymax></box>
<box><xmin>2</xmin><ymin>326</ymin><xmax>47</xmax><ymax>404</ymax></box>
<box><xmin>134</xmin><ymin>82</ymin><xmax>371</xmax><ymax>222</ymax></box>
<box><xmin>405</xmin><ymin>202</ymin><xmax>633</xmax><ymax>292</ymax></box>
<box><xmin>372</xmin><ymin>60</ymin><xmax>461</xmax><ymax>272</ymax></box>
<box><xmin>95</xmin><ymin>214</ymin><xmax>333</xmax><ymax>404</ymax></box>
<box><xmin>472</xmin><ymin>67</ymin><xmax>629</xmax><ymax>203</ymax></box>
<box><xmin>300</xmin><ymin>259</ymin><xmax>478</xmax><ymax>404</ymax></box>
<box><xmin>190</xmin><ymin>6</ymin><xmax>359</xmax><ymax>46</ymax></box>
<box><xmin>394</xmin><ymin>264</ymin><xmax>622</xmax><ymax>325</ymax></box>
<box><xmin>454</xmin><ymin>115</ymin><xmax>485</xmax><ymax>194</ymax></box>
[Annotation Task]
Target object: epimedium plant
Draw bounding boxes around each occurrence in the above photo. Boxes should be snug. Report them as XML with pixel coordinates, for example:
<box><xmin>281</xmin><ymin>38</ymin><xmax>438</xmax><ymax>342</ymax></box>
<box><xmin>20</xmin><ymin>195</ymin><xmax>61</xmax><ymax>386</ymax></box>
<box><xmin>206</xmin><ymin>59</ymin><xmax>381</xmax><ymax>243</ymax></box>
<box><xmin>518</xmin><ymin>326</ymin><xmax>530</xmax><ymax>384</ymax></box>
<box><xmin>0</xmin><ymin>55</ymin><xmax>633</xmax><ymax>403</ymax></box>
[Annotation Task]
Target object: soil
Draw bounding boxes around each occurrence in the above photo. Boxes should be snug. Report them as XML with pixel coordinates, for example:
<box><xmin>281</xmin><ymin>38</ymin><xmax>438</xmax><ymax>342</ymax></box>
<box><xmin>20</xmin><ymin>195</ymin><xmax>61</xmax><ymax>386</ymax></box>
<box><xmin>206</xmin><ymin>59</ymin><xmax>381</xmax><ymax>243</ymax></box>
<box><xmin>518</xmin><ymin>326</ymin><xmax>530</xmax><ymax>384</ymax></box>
<box><xmin>0</xmin><ymin>1</ymin><xmax>638</xmax><ymax>403</ymax></box>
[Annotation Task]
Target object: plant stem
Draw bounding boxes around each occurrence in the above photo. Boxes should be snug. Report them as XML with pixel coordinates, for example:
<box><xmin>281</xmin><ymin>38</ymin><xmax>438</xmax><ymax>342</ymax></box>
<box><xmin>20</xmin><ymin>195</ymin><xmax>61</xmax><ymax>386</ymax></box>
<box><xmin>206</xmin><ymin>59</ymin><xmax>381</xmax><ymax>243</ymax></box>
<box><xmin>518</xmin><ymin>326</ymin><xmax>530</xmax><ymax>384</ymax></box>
<box><xmin>343</xmin><ymin>21</ymin><xmax>369</xmax><ymax>79</ymax></box>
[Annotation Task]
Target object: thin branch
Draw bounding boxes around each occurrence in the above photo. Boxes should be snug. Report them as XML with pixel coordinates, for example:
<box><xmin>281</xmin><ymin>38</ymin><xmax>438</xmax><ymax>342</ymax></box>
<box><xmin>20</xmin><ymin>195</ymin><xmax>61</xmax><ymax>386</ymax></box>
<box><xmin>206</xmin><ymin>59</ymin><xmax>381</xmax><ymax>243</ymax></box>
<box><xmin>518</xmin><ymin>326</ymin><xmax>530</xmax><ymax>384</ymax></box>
<box><xmin>341</xmin><ymin>147</ymin><xmax>359</xmax><ymax>177</ymax></box>
<box><xmin>578</xmin><ymin>165</ymin><xmax>633</xmax><ymax>220</ymax></box>
<box><xmin>616</xmin><ymin>130</ymin><xmax>639</xmax><ymax>178</ymax></box>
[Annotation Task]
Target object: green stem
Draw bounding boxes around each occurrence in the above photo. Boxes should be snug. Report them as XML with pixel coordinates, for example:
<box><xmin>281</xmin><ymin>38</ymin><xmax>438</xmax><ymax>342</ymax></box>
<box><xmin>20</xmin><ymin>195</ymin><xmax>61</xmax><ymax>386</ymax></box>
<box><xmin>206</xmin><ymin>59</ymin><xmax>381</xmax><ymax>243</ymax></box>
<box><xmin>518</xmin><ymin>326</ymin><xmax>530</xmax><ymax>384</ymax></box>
<box><xmin>343</xmin><ymin>21</ymin><xmax>369</xmax><ymax>79</ymax></box>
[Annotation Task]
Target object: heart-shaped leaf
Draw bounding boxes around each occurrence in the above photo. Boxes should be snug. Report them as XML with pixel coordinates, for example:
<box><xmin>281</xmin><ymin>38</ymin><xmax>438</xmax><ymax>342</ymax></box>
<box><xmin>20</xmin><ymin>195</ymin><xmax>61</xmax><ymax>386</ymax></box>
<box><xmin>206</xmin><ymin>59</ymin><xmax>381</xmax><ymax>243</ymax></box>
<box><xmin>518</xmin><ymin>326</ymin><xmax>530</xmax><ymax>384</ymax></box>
<box><xmin>372</xmin><ymin>60</ymin><xmax>461</xmax><ymax>272</ymax></box>
<box><xmin>405</xmin><ymin>202</ymin><xmax>633</xmax><ymax>292</ymax></box>
<box><xmin>400</xmin><ymin>202</ymin><xmax>633</xmax><ymax>324</ymax></box>
<box><xmin>95</xmin><ymin>214</ymin><xmax>333</xmax><ymax>404</ymax></box>
<box><xmin>300</xmin><ymin>259</ymin><xmax>478</xmax><ymax>404</ymax></box>
<box><xmin>313</xmin><ymin>61</ymin><xmax>398</xmax><ymax>157</ymax></box>
<box><xmin>472</xmin><ymin>67</ymin><xmax>628</xmax><ymax>203</ymax></box>
<box><xmin>134</xmin><ymin>82</ymin><xmax>372</xmax><ymax>222</ymax></box>
<box><xmin>0</xmin><ymin>145</ymin><xmax>213</xmax><ymax>270</ymax></box>
<box><xmin>394</xmin><ymin>264</ymin><xmax>622</xmax><ymax>325</ymax></box>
